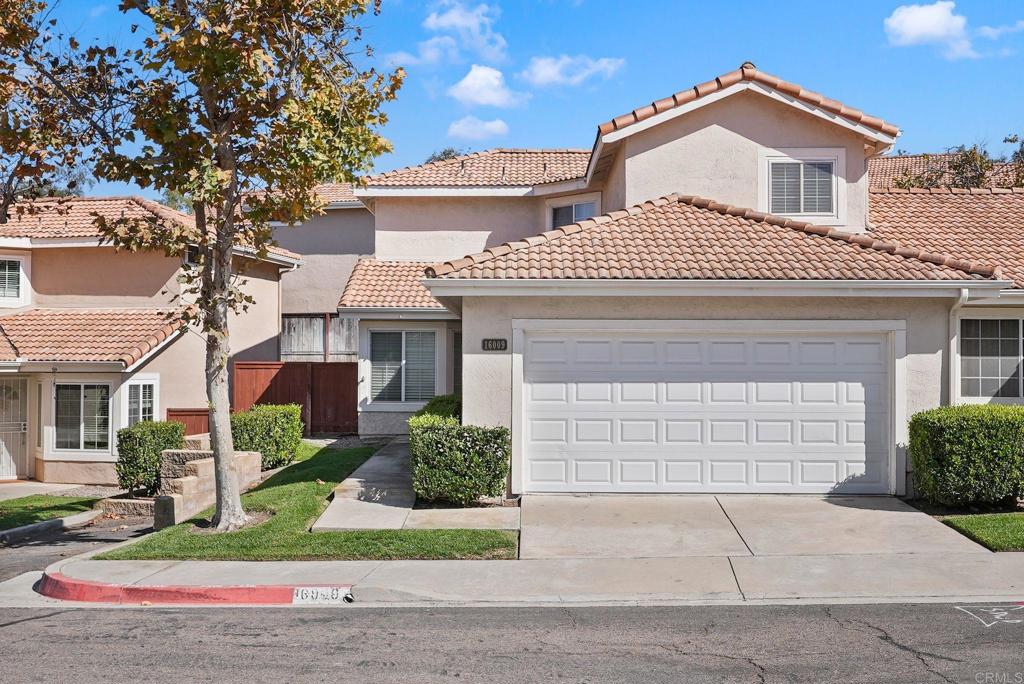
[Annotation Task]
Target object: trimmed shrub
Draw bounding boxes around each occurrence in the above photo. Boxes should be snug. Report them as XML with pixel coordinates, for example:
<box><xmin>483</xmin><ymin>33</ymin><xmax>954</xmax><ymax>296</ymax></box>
<box><xmin>413</xmin><ymin>393</ymin><xmax>461</xmax><ymax>419</ymax></box>
<box><xmin>909</xmin><ymin>404</ymin><xmax>1024</xmax><ymax>506</ymax></box>
<box><xmin>115</xmin><ymin>421</ymin><xmax>186</xmax><ymax>496</ymax></box>
<box><xmin>231</xmin><ymin>404</ymin><xmax>304</xmax><ymax>470</ymax></box>
<box><xmin>408</xmin><ymin>413</ymin><xmax>510</xmax><ymax>506</ymax></box>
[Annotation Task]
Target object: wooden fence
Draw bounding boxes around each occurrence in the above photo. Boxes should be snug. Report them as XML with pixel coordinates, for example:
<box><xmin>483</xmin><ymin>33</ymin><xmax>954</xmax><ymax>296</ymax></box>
<box><xmin>166</xmin><ymin>408</ymin><xmax>210</xmax><ymax>436</ymax></box>
<box><xmin>231</xmin><ymin>361</ymin><xmax>358</xmax><ymax>435</ymax></box>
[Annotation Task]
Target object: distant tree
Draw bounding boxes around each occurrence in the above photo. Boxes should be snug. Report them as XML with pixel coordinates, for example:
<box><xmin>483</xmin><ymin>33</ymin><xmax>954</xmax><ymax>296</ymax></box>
<box><xmin>1005</xmin><ymin>134</ymin><xmax>1024</xmax><ymax>187</ymax></box>
<box><xmin>161</xmin><ymin>189</ymin><xmax>192</xmax><ymax>214</ymax></box>
<box><xmin>425</xmin><ymin>146</ymin><xmax>467</xmax><ymax>164</ymax></box>
<box><xmin>945</xmin><ymin>144</ymin><xmax>996</xmax><ymax>188</ymax></box>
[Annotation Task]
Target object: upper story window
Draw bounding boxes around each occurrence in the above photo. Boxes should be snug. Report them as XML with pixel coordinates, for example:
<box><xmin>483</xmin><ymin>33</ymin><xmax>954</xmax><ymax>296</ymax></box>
<box><xmin>548</xmin><ymin>193</ymin><xmax>601</xmax><ymax>230</ymax></box>
<box><xmin>759</xmin><ymin>148</ymin><xmax>845</xmax><ymax>225</ymax></box>
<box><xmin>0</xmin><ymin>256</ymin><xmax>28</xmax><ymax>307</ymax></box>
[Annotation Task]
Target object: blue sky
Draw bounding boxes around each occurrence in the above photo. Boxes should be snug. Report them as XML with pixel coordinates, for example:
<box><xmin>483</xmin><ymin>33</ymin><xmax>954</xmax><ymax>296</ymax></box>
<box><xmin>52</xmin><ymin>0</ymin><xmax>1024</xmax><ymax>199</ymax></box>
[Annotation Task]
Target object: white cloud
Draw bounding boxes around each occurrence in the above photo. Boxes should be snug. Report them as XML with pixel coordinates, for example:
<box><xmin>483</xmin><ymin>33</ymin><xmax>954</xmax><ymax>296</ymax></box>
<box><xmin>884</xmin><ymin>1</ymin><xmax>977</xmax><ymax>59</ymax></box>
<box><xmin>447</xmin><ymin>115</ymin><xmax>509</xmax><ymax>140</ymax></box>
<box><xmin>386</xmin><ymin>36</ymin><xmax>459</xmax><ymax>67</ymax></box>
<box><xmin>519</xmin><ymin>55</ymin><xmax>625</xmax><ymax>87</ymax></box>
<box><xmin>447</xmin><ymin>65</ymin><xmax>527</xmax><ymax>107</ymax></box>
<box><xmin>424</xmin><ymin>2</ymin><xmax>508</xmax><ymax>63</ymax></box>
<box><xmin>89</xmin><ymin>4</ymin><xmax>110</xmax><ymax>19</ymax></box>
<box><xmin>977</xmin><ymin>19</ymin><xmax>1024</xmax><ymax>40</ymax></box>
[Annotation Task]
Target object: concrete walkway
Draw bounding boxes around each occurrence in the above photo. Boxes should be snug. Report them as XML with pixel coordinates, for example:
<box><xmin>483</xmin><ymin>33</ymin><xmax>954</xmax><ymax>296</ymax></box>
<box><xmin>312</xmin><ymin>439</ymin><xmax>519</xmax><ymax>531</ymax></box>
<box><xmin>0</xmin><ymin>481</ymin><xmax>77</xmax><ymax>501</ymax></box>
<box><xmin>18</xmin><ymin>550</ymin><xmax>1024</xmax><ymax>607</ymax></box>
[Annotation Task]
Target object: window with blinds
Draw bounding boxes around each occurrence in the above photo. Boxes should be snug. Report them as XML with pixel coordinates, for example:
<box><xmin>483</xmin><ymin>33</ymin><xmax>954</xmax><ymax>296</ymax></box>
<box><xmin>369</xmin><ymin>331</ymin><xmax>437</xmax><ymax>403</ymax></box>
<box><xmin>0</xmin><ymin>259</ymin><xmax>20</xmax><ymax>299</ymax></box>
<box><xmin>55</xmin><ymin>384</ymin><xmax>110</xmax><ymax>450</ymax></box>
<box><xmin>769</xmin><ymin>160</ymin><xmax>834</xmax><ymax>215</ymax></box>
<box><xmin>128</xmin><ymin>383</ymin><xmax>155</xmax><ymax>426</ymax></box>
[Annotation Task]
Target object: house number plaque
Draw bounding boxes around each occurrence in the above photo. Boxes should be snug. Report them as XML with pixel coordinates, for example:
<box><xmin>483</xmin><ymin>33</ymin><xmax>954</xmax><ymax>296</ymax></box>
<box><xmin>481</xmin><ymin>338</ymin><xmax>508</xmax><ymax>351</ymax></box>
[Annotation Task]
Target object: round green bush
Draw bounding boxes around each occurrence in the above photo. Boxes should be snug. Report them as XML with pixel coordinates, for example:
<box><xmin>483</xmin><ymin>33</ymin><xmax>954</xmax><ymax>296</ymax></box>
<box><xmin>231</xmin><ymin>404</ymin><xmax>304</xmax><ymax>470</ymax></box>
<box><xmin>909</xmin><ymin>404</ymin><xmax>1024</xmax><ymax>506</ymax></box>
<box><xmin>115</xmin><ymin>421</ymin><xmax>186</xmax><ymax>496</ymax></box>
<box><xmin>408</xmin><ymin>413</ymin><xmax>509</xmax><ymax>506</ymax></box>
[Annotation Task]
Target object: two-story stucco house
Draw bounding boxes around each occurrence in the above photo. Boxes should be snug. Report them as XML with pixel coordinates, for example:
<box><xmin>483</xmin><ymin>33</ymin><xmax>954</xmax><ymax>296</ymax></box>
<box><xmin>277</xmin><ymin>61</ymin><xmax>1024</xmax><ymax>497</ymax></box>
<box><xmin>0</xmin><ymin>196</ymin><xmax>299</xmax><ymax>485</ymax></box>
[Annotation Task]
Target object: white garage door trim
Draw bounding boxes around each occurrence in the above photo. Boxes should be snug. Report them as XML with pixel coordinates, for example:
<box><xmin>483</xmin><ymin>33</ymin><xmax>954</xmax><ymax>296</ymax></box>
<box><xmin>510</xmin><ymin>320</ymin><xmax>907</xmax><ymax>495</ymax></box>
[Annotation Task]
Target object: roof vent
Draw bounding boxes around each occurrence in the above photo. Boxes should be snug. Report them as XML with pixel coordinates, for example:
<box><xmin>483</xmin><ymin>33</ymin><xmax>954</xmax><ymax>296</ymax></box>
<box><xmin>458</xmin><ymin>159</ymin><xmax>466</xmax><ymax>176</ymax></box>
<box><xmin>740</xmin><ymin>61</ymin><xmax>756</xmax><ymax>70</ymax></box>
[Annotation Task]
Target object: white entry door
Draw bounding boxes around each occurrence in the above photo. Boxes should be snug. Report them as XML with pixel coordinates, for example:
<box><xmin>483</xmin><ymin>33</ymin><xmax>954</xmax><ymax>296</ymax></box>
<box><xmin>522</xmin><ymin>329</ymin><xmax>890</xmax><ymax>493</ymax></box>
<box><xmin>0</xmin><ymin>378</ymin><xmax>29</xmax><ymax>480</ymax></box>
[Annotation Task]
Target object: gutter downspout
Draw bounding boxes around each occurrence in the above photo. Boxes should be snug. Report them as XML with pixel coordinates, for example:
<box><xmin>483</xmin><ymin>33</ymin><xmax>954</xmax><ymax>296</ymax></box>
<box><xmin>948</xmin><ymin>288</ymin><xmax>969</xmax><ymax>406</ymax></box>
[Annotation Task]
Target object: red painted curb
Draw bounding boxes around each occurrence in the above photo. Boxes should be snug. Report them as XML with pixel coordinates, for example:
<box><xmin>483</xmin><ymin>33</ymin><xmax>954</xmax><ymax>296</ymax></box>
<box><xmin>38</xmin><ymin>571</ymin><xmax>353</xmax><ymax>605</ymax></box>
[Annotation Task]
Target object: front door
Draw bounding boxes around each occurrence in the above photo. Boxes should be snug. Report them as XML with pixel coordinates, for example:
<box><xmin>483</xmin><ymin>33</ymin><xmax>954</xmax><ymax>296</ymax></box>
<box><xmin>0</xmin><ymin>378</ymin><xmax>29</xmax><ymax>479</ymax></box>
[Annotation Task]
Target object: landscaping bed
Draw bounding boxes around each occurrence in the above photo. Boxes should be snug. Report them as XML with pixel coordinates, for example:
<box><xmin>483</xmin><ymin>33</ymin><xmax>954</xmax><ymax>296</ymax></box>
<box><xmin>96</xmin><ymin>441</ymin><xmax>518</xmax><ymax>561</ymax></box>
<box><xmin>0</xmin><ymin>495</ymin><xmax>100</xmax><ymax>531</ymax></box>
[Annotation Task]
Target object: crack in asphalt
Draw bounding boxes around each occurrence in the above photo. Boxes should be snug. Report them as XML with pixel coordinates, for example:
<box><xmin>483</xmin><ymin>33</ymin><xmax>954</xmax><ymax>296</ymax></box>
<box><xmin>0</xmin><ymin>609</ymin><xmax>74</xmax><ymax>630</ymax></box>
<box><xmin>824</xmin><ymin>606</ymin><xmax>961</xmax><ymax>684</ymax></box>
<box><xmin>658</xmin><ymin>643</ymin><xmax>768</xmax><ymax>683</ymax></box>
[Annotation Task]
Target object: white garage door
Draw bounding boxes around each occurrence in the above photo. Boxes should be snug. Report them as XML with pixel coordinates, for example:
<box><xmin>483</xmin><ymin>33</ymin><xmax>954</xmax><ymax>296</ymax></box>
<box><xmin>522</xmin><ymin>330</ymin><xmax>890</xmax><ymax>493</ymax></box>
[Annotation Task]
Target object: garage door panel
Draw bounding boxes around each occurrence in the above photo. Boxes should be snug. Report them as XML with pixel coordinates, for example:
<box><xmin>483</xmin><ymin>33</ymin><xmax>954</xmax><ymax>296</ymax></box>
<box><xmin>523</xmin><ymin>330</ymin><xmax>891</xmax><ymax>494</ymax></box>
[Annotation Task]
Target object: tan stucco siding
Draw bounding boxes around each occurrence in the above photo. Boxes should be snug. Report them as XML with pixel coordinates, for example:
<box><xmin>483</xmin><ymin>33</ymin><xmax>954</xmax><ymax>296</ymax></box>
<box><xmin>229</xmin><ymin>259</ymin><xmax>282</xmax><ymax>363</ymax></box>
<box><xmin>617</xmin><ymin>90</ymin><xmax>871</xmax><ymax>230</ymax></box>
<box><xmin>274</xmin><ymin>207</ymin><xmax>375</xmax><ymax>314</ymax></box>
<box><xmin>32</xmin><ymin>247</ymin><xmax>181</xmax><ymax>307</ymax></box>
<box><xmin>459</xmin><ymin>295</ymin><xmax>951</xmax><ymax>436</ymax></box>
<box><xmin>373</xmin><ymin>197</ymin><xmax>545</xmax><ymax>262</ymax></box>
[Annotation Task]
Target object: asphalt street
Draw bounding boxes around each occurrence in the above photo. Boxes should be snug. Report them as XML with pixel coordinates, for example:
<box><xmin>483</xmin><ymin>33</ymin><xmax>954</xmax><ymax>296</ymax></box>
<box><xmin>2</xmin><ymin>603</ymin><xmax>1023</xmax><ymax>683</ymax></box>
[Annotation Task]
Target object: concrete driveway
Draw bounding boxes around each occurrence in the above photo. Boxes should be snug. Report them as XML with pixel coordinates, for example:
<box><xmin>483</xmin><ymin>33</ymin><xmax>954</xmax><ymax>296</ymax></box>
<box><xmin>519</xmin><ymin>494</ymin><xmax>988</xmax><ymax>559</ymax></box>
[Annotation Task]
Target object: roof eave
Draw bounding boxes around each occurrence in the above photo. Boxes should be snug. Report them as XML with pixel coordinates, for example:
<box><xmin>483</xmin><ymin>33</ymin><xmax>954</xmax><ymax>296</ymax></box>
<box><xmin>336</xmin><ymin>306</ymin><xmax>457</xmax><ymax>320</ymax></box>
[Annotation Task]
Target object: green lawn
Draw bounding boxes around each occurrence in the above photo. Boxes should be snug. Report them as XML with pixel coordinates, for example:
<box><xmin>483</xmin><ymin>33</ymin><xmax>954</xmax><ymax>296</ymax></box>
<box><xmin>943</xmin><ymin>513</ymin><xmax>1024</xmax><ymax>551</ymax></box>
<box><xmin>96</xmin><ymin>442</ymin><xmax>518</xmax><ymax>561</ymax></box>
<box><xmin>0</xmin><ymin>495</ymin><xmax>99</xmax><ymax>531</ymax></box>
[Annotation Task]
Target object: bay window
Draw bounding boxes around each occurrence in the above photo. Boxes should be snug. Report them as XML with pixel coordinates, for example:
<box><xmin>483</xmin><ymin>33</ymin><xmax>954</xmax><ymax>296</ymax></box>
<box><xmin>55</xmin><ymin>384</ymin><xmax>110</xmax><ymax>451</ymax></box>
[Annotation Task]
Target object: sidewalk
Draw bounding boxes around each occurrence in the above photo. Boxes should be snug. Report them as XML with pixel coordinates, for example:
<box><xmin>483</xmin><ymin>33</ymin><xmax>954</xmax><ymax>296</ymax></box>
<box><xmin>22</xmin><ymin>549</ymin><xmax>1024</xmax><ymax>607</ymax></box>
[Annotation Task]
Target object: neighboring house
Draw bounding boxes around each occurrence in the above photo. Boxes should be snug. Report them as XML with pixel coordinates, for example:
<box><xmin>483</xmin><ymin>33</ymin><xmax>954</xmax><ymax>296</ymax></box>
<box><xmin>278</xmin><ymin>61</ymin><xmax>1023</xmax><ymax>497</ymax></box>
<box><xmin>0</xmin><ymin>196</ymin><xmax>300</xmax><ymax>485</ymax></box>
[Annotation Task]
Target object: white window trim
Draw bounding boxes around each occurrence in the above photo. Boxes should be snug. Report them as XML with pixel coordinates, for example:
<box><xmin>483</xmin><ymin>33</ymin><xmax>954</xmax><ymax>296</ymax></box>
<box><xmin>52</xmin><ymin>381</ymin><xmax>113</xmax><ymax>454</ymax></box>
<box><xmin>0</xmin><ymin>253</ymin><xmax>30</xmax><ymax>308</ymax></box>
<box><xmin>359</xmin><ymin>320</ymin><xmax>447</xmax><ymax>412</ymax></box>
<box><xmin>757</xmin><ymin>147</ymin><xmax>846</xmax><ymax>226</ymax></box>
<box><xmin>121</xmin><ymin>373</ymin><xmax>161</xmax><ymax>426</ymax></box>
<box><xmin>953</xmin><ymin>308</ymin><xmax>1024</xmax><ymax>405</ymax></box>
<box><xmin>545</xmin><ymin>192</ymin><xmax>602</xmax><ymax>230</ymax></box>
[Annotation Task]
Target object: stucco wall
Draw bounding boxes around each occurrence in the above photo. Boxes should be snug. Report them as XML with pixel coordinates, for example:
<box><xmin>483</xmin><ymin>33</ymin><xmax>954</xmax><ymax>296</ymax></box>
<box><xmin>617</xmin><ymin>90</ymin><xmax>872</xmax><ymax>230</ymax></box>
<box><xmin>459</xmin><ymin>295</ymin><xmax>952</xmax><ymax>438</ymax></box>
<box><xmin>32</xmin><ymin>247</ymin><xmax>181</xmax><ymax>307</ymax></box>
<box><xmin>372</xmin><ymin>197</ymin><xmax>545</xmax><ymax>262</ymax></box>
<box><xmin>274</xmin><ymin>207</ymin><xmax>375</xmax><ymax>313</ymax></box>
<box><xmin>229</xmin><ymin>258</ymin><xmax>282</xmax><ymax>363</ymax></box>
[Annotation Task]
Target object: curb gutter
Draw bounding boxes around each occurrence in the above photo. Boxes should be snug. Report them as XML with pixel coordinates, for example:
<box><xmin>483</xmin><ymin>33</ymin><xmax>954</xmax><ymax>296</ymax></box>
<box><xmin>0</xmin><ymin>510</ymin><xmax>104</xmax><ymax>546</ymax></box>
<box><xmin>37</xmin><ymin>571</ymin><xmax>354</xmax><ymax>605</ymax></box>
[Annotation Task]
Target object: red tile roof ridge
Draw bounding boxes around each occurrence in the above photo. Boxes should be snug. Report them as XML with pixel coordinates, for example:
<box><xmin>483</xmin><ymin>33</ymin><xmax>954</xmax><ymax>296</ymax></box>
<box><xmin>597</xmin><ymin>62</ymin><xmax>899</xmax><ymax>139</ymax></box>
<box><xmin>366</xmin><ymin>148</ymin><xmax>590</xmax><ymax>184</ymax></box>
<box><xmin>425</xmin><ymin>193</ymin><xmax>1001</xmax><ymax>281</ymax></box>
<box><xmin>869</xmin><ymin>186</ymin><xmax>1024</xmax><ymax>194</ymax></box>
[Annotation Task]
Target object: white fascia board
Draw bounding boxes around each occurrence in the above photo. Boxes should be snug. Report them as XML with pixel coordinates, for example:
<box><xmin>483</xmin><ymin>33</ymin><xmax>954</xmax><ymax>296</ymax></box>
<box><xmin>423</xmin><ymin>278</ymin><xmax>1010</xmax><ymax>299</ymax></box>
<box><xmin>324</xmin><ymin>201</ymin><xmax>367</xmax><ymax>209</ymax></box>
<box><xmin>599</xmin><ymin>81</ymin><xmax>897</xmax><ymax>147</ymax></box>
<box><xmin>26</xmin><ymin>238</ymin><xmax>103</xmax><ymax>248</ymax></box>
<box><xmin>337</xmin><ymin>307</ymin><xmax>458</xmax><ymax>320</ymax></box>
<box><xmin>0</xmin><ymin>238</ymin><xmax>33</xmax><ymax>249</ymax></box>
<box><xmin>124</xmin><ymin>327</ymin><xmax>186</xmax><ymax>372</ymax></box>
<box><xmin>17</xmin><ymin>361</ymin><xmax>124</xmax><ymax>372</ymax></box>
<box><xmin>232</xmin><ymin>246</ymin><xmax>302</xmax><ymax>267</ymax></box>
<box><xmin>964</xmin><ymin>289</ymin><xmax>1024</xmax><ymax>307</ymax></box>
<box><xmin>528</xmin><ymin>178</ymin><xmax>591</xmax><ymax>196</ymax></box>
<box><xmin>354</xmin><ymin>186</ymin><xmax>534</xmax><ymax>198</ymax></box>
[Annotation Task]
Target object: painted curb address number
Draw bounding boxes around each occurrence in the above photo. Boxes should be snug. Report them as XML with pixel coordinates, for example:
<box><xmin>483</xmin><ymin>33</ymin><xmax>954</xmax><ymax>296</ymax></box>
<box><xmin>482</xmin><ymin>338</ymin><xmax>508</xmax><ymax>351</ymax></box>
<box><xmin>291</xmin><ymin>586</ymin><xmax>353</xmax><ymax>605</ymax></box>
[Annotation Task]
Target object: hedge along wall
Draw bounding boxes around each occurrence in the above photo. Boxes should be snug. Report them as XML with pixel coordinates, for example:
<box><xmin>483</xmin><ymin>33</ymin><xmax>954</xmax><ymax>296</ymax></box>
<box><xmin>115</xmin><ymin>421</ymin><xmax>186</xmax><ymax>495</ymax></box>
<box><xmin>408</xmin><ymin>394</ymin><xmax>508</xmax><ymax>506</ymax></box>
<box><xmin>909</xmin><ymin>404</ymin><xmax>1024</xmax><ymax>506</ymax></box>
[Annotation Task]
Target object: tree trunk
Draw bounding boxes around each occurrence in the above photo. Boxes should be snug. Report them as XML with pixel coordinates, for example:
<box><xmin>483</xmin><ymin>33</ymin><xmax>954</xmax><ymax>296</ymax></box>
<box><xmin>206</xmin><ymin>208</ymin><xmax>247</xmax><ymax>531</ymax></box>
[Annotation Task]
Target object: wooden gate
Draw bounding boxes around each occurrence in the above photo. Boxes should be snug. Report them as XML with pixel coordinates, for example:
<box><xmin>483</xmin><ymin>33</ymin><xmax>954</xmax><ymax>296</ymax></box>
<box><xmin>232</xmin><ymin>361</ymin><xmax>358</xmax><ymax>435</ymax></box>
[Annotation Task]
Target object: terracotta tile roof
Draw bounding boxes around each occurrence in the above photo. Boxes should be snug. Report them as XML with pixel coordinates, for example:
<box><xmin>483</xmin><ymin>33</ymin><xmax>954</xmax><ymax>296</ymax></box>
<box><xmin>0</xmin><ymin>196</ymin><xmax>194</xmax><ymax>239</ymax></box>
<box><xmin>315</xmin><ymin>183</ymin><xmax>360</xmax><ymax>204</ymax></box>
<box><xmin>0</xmin><ymin>195</ymin><xmax>300</xmax><ymax>263</ymax></box>
<box><xmin>598</xmin><ymin>62</ymin><xmax>899</xmax><ymax>139</ymax></box>
<box><xmin>869</xmin><ymin>187</ymin><xmax>1024</xmax><ymax>288</ymax></box>
<box><xmin>868</xmin><ymin>154</ymin><xmax>1019</xmax><ymax>188</ymax></box>
<box><xmin>426</xmin><ymin>194</ymin><xmax>998</xmax><ymax>282</ymax></box>
<box><xmin>0</xmin><ymin>308</ymin><xmax>186</xmax><ymax>365</ymax></box>
<box><xmin>338</xmin><ymin>259</ymin><xmax>444</xmax><ymax>309</ymax></box>
<box><xmin>364</xmin><ymin>149</ymin><xmax>590</xmax><ymax>188</ymax></box>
